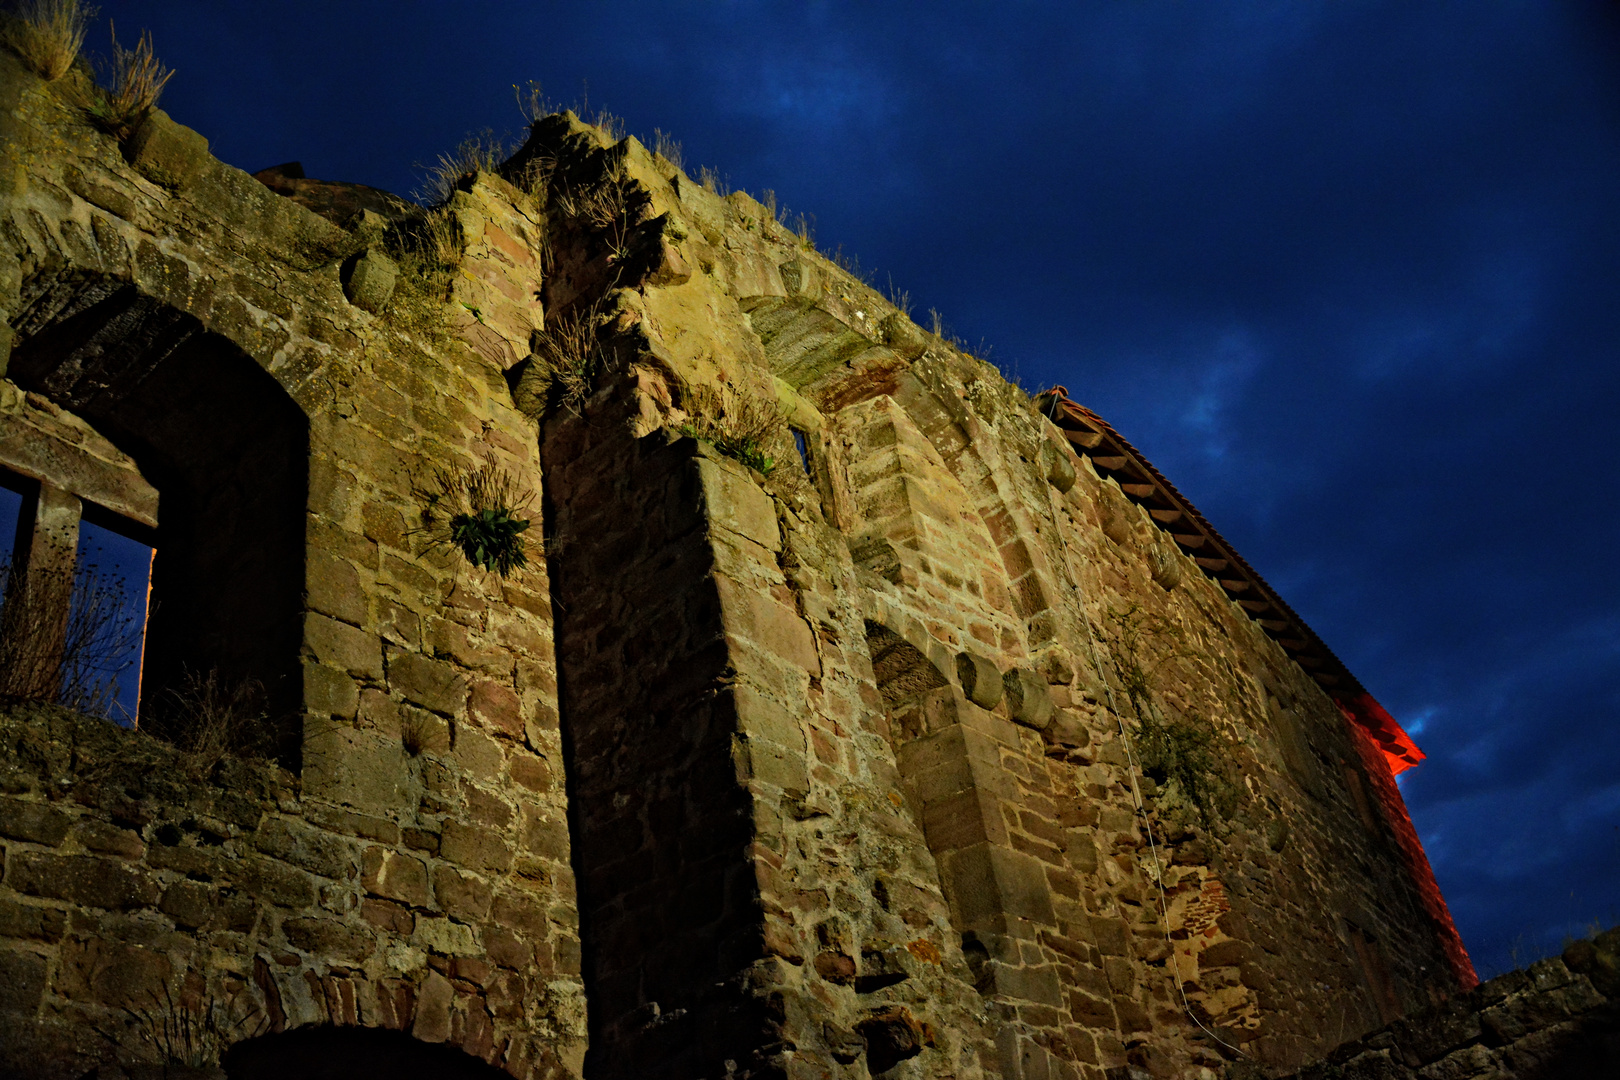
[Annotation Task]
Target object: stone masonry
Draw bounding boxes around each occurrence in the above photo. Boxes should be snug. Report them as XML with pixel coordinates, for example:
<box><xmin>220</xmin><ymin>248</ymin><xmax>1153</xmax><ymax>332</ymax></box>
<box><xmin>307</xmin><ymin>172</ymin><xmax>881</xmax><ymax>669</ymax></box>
<box><xmin>1</xmin><ymin>29</ymin><xmax>1592</xmax><ymax>1080</ymax></box>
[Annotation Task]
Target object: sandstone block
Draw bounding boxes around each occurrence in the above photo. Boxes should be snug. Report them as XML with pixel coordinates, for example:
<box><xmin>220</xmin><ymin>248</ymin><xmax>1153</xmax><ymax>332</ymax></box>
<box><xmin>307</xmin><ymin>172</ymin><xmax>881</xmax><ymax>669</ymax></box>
<box><xmin>282</xmin><ymin>916</ymin><xmax>374</xmax><ymax>963</ymax></box>
<box><xmin>413</xmin><ymin>971</ymin><xmax>455</xmax><ymax>1043</ymax></box>
<box><xmin>124</xmin><ymin>109</ymin><xmax>212</xmax><ymax>189</ymax></box>
<box><xmin>306</xmin><ymin>613</ymin><xmax>385</xmax><ymax>680</ymax></box>
<box><xmin>388</xmin><ymin>652</ymin><xmax>469</xmax><ymax>716</ymax></box>
<box><xmin>414</xmin><ymin>917</ymin><xmax>480</xmax><ymax>956</ymax></box>
<box><xmin>255</xmin><ymin>816</ymin><xmax>359</xmax><ymax>881</ymax></box>
<box><xmin>1003</xmin><ymin>667</ymin><xmax>1054</xmax><ymax>731</ymax></box>
<box><xmin>70</xmin><ymin>820</ymin><xmax>144</xmax><ymax>860</ymax></box>
<box><xmin>469</xmin><ymin>679</ymin><xmax>523</xmax><ymax>739</ymax></box>
<box><xmin>7</xmin><ymin>852</ymin><xmax>158</xmax><ymax>910</ymax></box>
<box><xmin>0</xmin><ymin>947</ymin><xmax>47</xmax><ymax>1013</ymax></box>
<box><xmin>0</xmin><ymin>798</ymin><xmax>72</xmax><ymax>846</ymax></box>
<box><xmin>158</xmin><ymin>880</ymin><xmax>217</xmax><ymax>929</ymax></box>
<box><xmin>940</xmin><ymin>844</ymin><xmax>1056</xmax><ymax>930</ymax></box>
<box><xmin>434</xmin><ymin>866</ymin><xmax>494</xmax><ymax>922</ymax></box>
<box><xmin>440</xmin><ymin>820</ymin><xmax>513</xmax><ymax>873</ymax></box>
<box><xmin>342</xmin><ymin>249</ymin><xmax>398</xmax><ymax>313</ymax></box>
<box><xmin>956</xmin><ymin>651</ymin><xmax>1004</xmax><ymax>710</ymax></box>
<box><xmin>362</xmin><ymin>848</ymin><xmax>431</xmax><ymax>907</ymax></box>
<box><xmin>0</xmin><ymin>898</ymin><xmax>66</xmax><ymax>942</ymax></box>
<box><xmin>699</xmin><ymin>457</ymin><xmax>781</xmax><ymax>550</ymax></box>
<box><xmin>303</xmin><ymin>662</ymin><xmax>359</xmax><ymax>718</ymax></box>
<box><xmin>303</xmin><ymin>723</ymin><xmax>407</xmax><ymax>816</ymax></box>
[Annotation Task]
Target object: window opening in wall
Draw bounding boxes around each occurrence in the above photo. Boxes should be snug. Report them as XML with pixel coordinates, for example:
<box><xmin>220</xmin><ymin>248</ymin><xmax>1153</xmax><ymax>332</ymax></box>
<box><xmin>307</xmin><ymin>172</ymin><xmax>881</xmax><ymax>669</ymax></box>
<box><xmin>72</xmin><ymin>513</ymin><xmax>155</xmax><ymax>723</ymax></box>
<box><xmin>0</xmin><ymin>460</ymin><xmax>154</xmax><ymax>722</ymax></box>
<box><xmin>792</xmin><ymin>426</ymin><xmax>813</xmax><ymax>476</ymax></box>
<box><xmin>0</xmin><ymin>478</ymin><xmax>20</xmax><ymax>565</ymax></box>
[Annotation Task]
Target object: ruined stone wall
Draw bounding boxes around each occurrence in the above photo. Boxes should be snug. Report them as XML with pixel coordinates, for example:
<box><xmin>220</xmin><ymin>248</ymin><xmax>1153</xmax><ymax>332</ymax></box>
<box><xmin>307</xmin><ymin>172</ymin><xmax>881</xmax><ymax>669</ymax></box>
<box><xmin>519</xmin><ymin>110</ymin><xmax>1473</xmax><ymax>1080</ymax></box>
<box><xmin>1279</xmin><ymin>928</ymin><xmax>1619</xmax><ymax>1080</ymax></box>
<box><xmin>0</xmin><ymin>49</ymin><xmax>582</xmax><ymax>1079</ymax></box>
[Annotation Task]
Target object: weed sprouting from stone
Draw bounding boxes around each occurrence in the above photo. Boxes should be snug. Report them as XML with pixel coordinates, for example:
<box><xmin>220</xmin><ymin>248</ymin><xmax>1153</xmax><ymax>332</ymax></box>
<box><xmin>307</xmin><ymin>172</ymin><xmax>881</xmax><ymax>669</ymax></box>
<box><xmin>677</xmin><ymin>386</ymin><xmax>789</xmax><ymax>477</ymax></box>
<box><xmin>418</xmin><ymin>465</ymin><xmax>534</xmax><ymax>578</ymax></box>
<box><xmin>419</xmin><ymin>128</ymin><xmax>513</xmax><ymax>206</ymax></box>
<box><xmin>515</xmin><ymin>303</ymin><xmax>604</xmax><ymax>418</ymax></box>
<box><xmin>1106</xmin><ymin>604</ymin><xmax>1237</xmax><ymax>825</ymax></box>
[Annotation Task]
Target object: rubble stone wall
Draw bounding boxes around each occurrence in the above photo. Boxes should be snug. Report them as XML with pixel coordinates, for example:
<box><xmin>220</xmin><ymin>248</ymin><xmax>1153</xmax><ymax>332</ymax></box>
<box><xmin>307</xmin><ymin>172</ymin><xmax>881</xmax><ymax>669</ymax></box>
<box><xmin>1278</xmin><ymin>930</ymin><xmax>1620</xmax><ymax>1080</ymax></box>
<box><xmin>0</xmin><ymin>50</ymin><xmax>582</xmax><ymax>1080</ymax></box>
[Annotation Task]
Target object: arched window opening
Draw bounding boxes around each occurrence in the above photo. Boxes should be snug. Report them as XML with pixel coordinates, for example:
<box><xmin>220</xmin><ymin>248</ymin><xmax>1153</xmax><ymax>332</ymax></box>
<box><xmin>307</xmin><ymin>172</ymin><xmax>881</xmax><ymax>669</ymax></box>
<box><xmin>6</xmin><ymin>278</ymin><xmax>308</xmax><ymax>762</ymax></box>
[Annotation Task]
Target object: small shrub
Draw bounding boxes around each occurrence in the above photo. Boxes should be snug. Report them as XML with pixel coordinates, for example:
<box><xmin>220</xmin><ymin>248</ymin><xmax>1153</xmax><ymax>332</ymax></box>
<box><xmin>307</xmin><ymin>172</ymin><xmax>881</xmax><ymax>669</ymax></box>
<box><xmin>677</xmin><ymin>386</ymin><xmax>788</xmax><ymax>477</ymax></box>
<box><xmin>0</xmin><ymin>557</ymin><xmax>142</xmax><ymax>719</ymax></box>
<box><xmin>4</xmin><ymin>0</ymin><xmax>88</xmax><ymax>81</ymax></box>
<box><xmin>81</xmin><ymin>22</ymin><xmax>173</xmax><ymax>139</ymax></box>
<box><xmin>419</xmin><ymin>465</ymin><xmax>534</xmax><ymax>578</ymax></box>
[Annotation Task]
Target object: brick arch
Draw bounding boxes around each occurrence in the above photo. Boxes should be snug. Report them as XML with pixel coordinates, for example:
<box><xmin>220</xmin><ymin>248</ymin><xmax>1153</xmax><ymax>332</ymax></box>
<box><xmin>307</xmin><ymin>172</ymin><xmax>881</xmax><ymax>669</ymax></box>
<box><xmin>223</xmin><ymin>1023</ymin><xmax>513</xmax><ymax>1080</ymax></box>
<box><xmin>6</xmin><ymin>268</ymin><xmax>309</xmax><ymax>753</ymax></box>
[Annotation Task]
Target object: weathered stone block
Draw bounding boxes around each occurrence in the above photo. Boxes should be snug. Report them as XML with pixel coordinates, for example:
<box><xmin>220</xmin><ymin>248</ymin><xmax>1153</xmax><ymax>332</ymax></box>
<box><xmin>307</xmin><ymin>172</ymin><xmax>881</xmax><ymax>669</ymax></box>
<box><xmin>123</xmin><ymin>109</ymin><xmax>212</xmax><ymax>188</ymax></box>
<box><xmin>0</xmin><ymin>947</ymin><xmax>46</xmax><ymax>1013</ymax></box>
<box><xmin>342</xmin><ymin>249</ymin><xmax>399</xmax><ymax>313</ymax></box>
<box><xmin>941</xmin><ymin>843</ymin><xmax>1056</xmax><ymax>929</ymax></box>
<box><xmin>388</xmin><ymin>652</ymin><xmax>470</xmax><ymax>716</ymax></box>
<box><xmin>303</xmin><ymin>662</ymin><xmax>360</xmax><ymax>718</ymax></box>
<box><xmin>256</xmin><ymin>816</ymin><xmax>358</xmax><ymax>881</ymax></box>
<box><xmin>440</xmin><ymin>820</ymin><xmax>513</xmax><ymax>873</ymax></box>
<box><xmin>7</xmin><ymin>852</ymin><xmax>159</xmax><ymax>910</ymax></box>
<box><xmin>414</xmin><ymin>916</ymin><xmax>480</xmax><ymax>956</ymax></box>
<box><xmin>956</xmin><ymin>651</ymin><xmax>1005</xmax><ymax>709</ymax></box>
<box><xmin>303</xmin><ymin>723</ymin><xmax>407</xmax><ymax>816</ymax></box>
<box><xmin>362</xmin><ymin>847</ymin><xmax>431</xmax><ymax>907</ymax></box>
<box><xmin>0</xmin><ymin>797</ymin><xmax>72</xmax><ymax>845</ymax></box>
<box><xmin>699</xmin><ymin>457</ymin><xmax>781</xmax><ymax>551</ymax></box>
<box><xmin>306</xmin><ymin>613</ymin><xmax>385</xmax><ymax>680</ymax></box>
<box><xmin>0</xmin><ymin>898</ymin><xmax>66</xmax><ymax>942</ymax></box>
<box><xmin>282</xmin><ymin>916</ymin><xmax>374</xmax><ymax>963</ymax></box>
<box><xmin>469</xmin><ymin>679</ymin><xmax>523</xmax><ymax>738</ymax></box>
<box><xmin>434</xmin><ymin>865</ymin><xmax>494</xmax><ymax>922</ymax></box>
<box><xmin>1003</xmin><ymin>667</ymin><xmax>1055</xmax><ymax>731</ymax></box>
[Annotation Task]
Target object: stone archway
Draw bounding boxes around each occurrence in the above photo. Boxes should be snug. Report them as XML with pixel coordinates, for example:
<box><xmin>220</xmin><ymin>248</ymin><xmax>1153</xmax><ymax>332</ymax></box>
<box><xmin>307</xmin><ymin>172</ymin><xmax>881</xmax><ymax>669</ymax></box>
<box><xmin>223</xmin><ymin>1025</ymin><xmax>512</xmax><ymax>1080</ymax></box>
<box><xmin>6</xmin><ymin>271</ymin><xmax>308</xmax><ymax>754</ymax></box>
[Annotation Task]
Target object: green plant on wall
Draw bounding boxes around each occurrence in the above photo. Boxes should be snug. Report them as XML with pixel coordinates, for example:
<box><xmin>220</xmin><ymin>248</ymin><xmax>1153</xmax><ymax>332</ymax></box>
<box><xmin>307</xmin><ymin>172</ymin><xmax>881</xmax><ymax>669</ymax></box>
<box><xmin>449</xmin><ymin>504</ymin><xmax>530</xmax><ymax>575</ymax></box>
<box><xmin>418</xmin><ymin>465</ymin><xmax>534</xmax><ymax>577</ymax></box>
<box><xmin>1105</xmin><ymin>603</ymin><xmax>1237</xmax><ymax>825</ymax></box>
<box><xmin>676</xmin><ymin>384</ymin><xmax>785</xmax><ymax>477</ymax></box>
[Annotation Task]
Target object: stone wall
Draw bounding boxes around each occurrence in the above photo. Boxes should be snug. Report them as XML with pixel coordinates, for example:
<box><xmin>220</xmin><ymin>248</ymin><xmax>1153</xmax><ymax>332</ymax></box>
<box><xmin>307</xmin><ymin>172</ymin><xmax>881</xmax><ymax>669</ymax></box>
<box><xmin>0</xmin><ymin>47</ymin><xmax>582</xmax><ymax>1080</ymax></box>
<box><xmin>521</xmin><ymin>111</ymin><xmax>1472</xmax><ymax>1079</ymax></box>
<box><xmin>1277</xmin><ymin>927</ymin><xmax>1619</xmax><ymax>1080</ymax></box>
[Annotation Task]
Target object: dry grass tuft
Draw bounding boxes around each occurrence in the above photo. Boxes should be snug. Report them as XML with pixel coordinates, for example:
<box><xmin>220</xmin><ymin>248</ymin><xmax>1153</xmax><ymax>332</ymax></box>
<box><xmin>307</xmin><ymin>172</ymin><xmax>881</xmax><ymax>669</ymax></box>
<box><xmin>5</xmin><ymin>0</ymin><xmax>89</xmax><ymax>81</ymax></box>
<box><xmin>141</xmin><ymin>669</ymin><xmax>271</xmax><ymax>778</ymax></box>
<box><xmin>90</xmin><ymin>22</ymin><xmax>173</xmax><ymax>137</ymax></box>
<box><xmin>419</xmin><ymin>129</ymin><xmax>511</xmax><ymax>206</ymax></box>
<box><xmin>381</xmin><ymin>205</ymin><xmax>461</xmax><ymax>341</ymax></box>
<box><xmin>652</xmin><ymin>127</ymin><xmax>683</xmax><ymax>171</ymax></box>
<box><xmin>677</xmin><ymin>385</ymin><xmax>790</xmax><ymax>477</ymax></box>
<box><xmin>515</xmin><ymin>304</ymin><xmax>604</xmax><ymax>417</ymax></box>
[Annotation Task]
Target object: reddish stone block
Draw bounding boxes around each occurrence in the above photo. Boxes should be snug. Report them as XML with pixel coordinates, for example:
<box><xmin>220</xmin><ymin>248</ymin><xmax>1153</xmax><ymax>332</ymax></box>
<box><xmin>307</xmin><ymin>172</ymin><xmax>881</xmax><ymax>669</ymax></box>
<box><xmin>470</xmin><ymin>679</ymin><xmax>523</xmax><ymax>739</ymax></box>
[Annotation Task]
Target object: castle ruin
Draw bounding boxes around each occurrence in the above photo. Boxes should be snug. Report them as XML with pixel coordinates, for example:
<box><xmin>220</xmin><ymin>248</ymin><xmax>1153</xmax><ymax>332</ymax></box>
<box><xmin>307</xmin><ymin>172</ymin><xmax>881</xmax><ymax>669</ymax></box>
<box><xmin>0</xmin><ymin>35</ymin><xmax>1615</xmax><ymax>1080</ymax></box>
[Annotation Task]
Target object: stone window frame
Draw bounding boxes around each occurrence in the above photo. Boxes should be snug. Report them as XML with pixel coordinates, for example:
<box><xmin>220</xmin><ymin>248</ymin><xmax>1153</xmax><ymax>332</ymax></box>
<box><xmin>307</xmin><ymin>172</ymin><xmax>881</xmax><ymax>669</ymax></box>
<box><xmin>0</xmin><ymin>392</ymin><xmax>159</xmax><ymax>710</ymax></box>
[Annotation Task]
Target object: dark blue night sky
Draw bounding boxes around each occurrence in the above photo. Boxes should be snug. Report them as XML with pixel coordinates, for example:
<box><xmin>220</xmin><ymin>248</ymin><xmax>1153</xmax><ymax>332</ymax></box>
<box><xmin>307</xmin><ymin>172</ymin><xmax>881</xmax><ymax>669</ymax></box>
<box><xmin>65</xmin><ymin>1</ymin><xmax>1620</xmax><ymax>979</ymax></box>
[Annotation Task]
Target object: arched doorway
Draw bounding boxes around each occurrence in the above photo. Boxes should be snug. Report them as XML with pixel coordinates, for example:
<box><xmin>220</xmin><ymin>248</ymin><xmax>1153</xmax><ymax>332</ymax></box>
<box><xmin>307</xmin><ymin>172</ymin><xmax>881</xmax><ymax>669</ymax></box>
<box><xmin>223</xmin><ymin>1025</ymin><xmax>511</xmax><ymax>1080</ymax></box>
